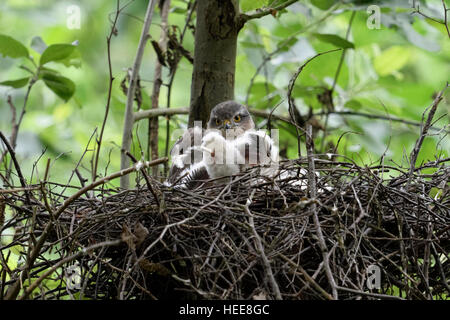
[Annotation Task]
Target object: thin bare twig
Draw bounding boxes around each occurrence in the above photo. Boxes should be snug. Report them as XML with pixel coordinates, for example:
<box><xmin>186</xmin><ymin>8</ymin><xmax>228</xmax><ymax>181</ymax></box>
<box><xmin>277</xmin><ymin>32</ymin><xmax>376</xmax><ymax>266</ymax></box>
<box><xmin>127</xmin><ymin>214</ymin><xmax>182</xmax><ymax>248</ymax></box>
<box><xmin>0</xmin><ymin>78</ymin><xmax>36</xmax><ymax>167</ymax></box>
<box><xmin>412</xmin><ymin>1</ymin><xmax>450</xmax><ymax>38</ymax></box>
<box><xmin>4</xmin><ymin>158</ymin><xmax>167</xmax><ymax>300</ymax></box>
<box><xmin>407</xmin><ymin>83</ymin><xmax>448</xmax><ymax>186</ymax></box>
<box><xmin>120</xmin><ymin>0</ymin><xmax>158</xmax><ymax>189</ymax></box>
<box><xmin>287</xmin><ymin>48</ymin><xmax>342</xmax><ymax>157</ymax></box>
<box><xmin>164</xmin><ymin>0</ymin><xmax>197</xmax><ymax>176</ymax></box>
<box><xmin>306</xmin><ymin>124</ymin><xmax>338</xmax><ymax>299</ymax></box>
<box><xmin>92</xmin><ymin>0</ymin><xmax>122</xmax><ymax>182</ymax></box>
<box><xmin>149</xmin><ymin>0</ymin><xmax>171</xmax><ymax>177</ymax></box>
<box><xmin>0</xmin><ymin>131</ymin><xmax>31</xmax><ymax>205</ymax></box>
<box><xmin>240</xmin><ymin>0</ymin><xmax>299</xmax><ymax>22</ymax></box>
<box><xmin>18</xmin><ymin>239</ymin><xmax>123</xmax><ymax>300</ymax></box>
<box><xmin>244</xmin><ymin>190</ymin><xmax>282</xmax><ymax>300</ymax></box>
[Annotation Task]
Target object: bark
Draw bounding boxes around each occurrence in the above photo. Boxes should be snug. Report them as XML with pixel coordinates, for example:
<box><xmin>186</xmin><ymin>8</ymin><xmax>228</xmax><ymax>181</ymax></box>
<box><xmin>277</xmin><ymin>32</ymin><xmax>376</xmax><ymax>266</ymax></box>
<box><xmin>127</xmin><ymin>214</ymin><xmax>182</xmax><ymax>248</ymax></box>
<box><xmin>188</xmin><ymin>0</ymin><xmax>243</xmax><ymax>127</ymax></box>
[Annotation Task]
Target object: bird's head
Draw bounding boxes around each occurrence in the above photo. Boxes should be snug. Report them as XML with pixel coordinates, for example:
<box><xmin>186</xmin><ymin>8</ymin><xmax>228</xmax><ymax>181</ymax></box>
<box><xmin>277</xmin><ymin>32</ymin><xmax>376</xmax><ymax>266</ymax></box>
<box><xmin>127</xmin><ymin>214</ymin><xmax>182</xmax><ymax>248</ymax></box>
<box><xmin>207</xmin><ymin>101</ymin><xmax>255</xmax><ymax>138</ymax></box>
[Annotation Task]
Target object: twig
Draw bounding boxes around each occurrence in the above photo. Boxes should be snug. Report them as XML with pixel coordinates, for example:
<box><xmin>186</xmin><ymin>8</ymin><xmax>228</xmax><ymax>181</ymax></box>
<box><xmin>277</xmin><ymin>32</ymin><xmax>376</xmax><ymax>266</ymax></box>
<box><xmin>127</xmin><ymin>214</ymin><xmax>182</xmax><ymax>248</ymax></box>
<box><xmin>92</xmin><ymin>0</ymin><xmax>122</xmax><ymax>182</ymax></box>
<box><xmin>120</xmin><ymin>0</ymin><xmax>157</xmax><ymax>189</ymax></box>
<box><xmin>244</xmin><ymin>190</ymin><xmax>282</xmax><ymax>300</ymax></box>
<box><xmin>56</xmin><ymin>128</ymin><xmax>97</xmax><ymax>202</ymax></box>
<box><xmin>18</xmin><ymin>239</ymin><xmax>123</xmax><ymax>300</ymax></box>
<box><xmin>412</xmin><ymin>1</ymin><xmax>450</xmax><ymax>38</ymax></box>
<box><xmin>431</xmin><ymin>243</ymin><xmax>450</xmax><ymax>293</ymax></box>
<box><xmin>0</xmin><ymin>131</ymin><xmax>31</xmax><ymax>205</ymax></box>
<box><xmin>136</xmin><ymin>182</ymin><xmax>232</xmax><ymax>267</ymax></box>
<box><xmin>0</xmin><ymin>195</ymin><xmax>4</xmax><ymax>230</ymax></box>
<box><xmin>134</xmin><ymin>106</ymin><xmax>295</xmax><ymax>125</ymax></box>
<box><xmin>278</xmin><ymin>253</ymin><xmax>334</xmax><ymax>300</ymax></box>
<box><xmin>407</xmin><ymin>83</ymin><xmax>448</xmax><ymax>186</ymax></box>
<box><xmin>287</xmin><ymin>48</ymin><xmax>342</xmax><ymax>156</ymax></box>
<box><xmin>132</xmin><ymin>105</ymin><xmax>444</xmax><ymax>135</ymax></box>
<box><xmin>2</xmin><ymin>153</ymin><xmax>448</xmax><ymax>299</ymax></box>
<box><xmin>306</xmin><ymin>123</ymin><xmax>338</xmax><ymax>299</ymax></box>
<box><xmin>331</xmin><ymin>11</ymin><xmax>356</xmax><ymax>93</ymax></box>
<box><xmin>287</xmin><ymin>49</ymin><xmax>342</xmax><ymax>100</ymax></box>
<box><xmin>314</xmin><ymin>110</ymin><xmax>445</xmax><ymax>132</ymax></box>
<box><xmin>149</xmin><ymin>0</ymin><xmax>171</xmax><ymax>177</ymax></box>
<box><xmin>164</xmin><ymin>0</ymin><xmax>197</xmax><ymax>176</ymax></box>
<box><xmin>0</xmin><ymin>77</ymin><xmax>36</xmax><ymax>167</ymax></box>
<box><xmin>125</xmin><ymin>151</ymin><xmax>160</xmax><ymax>208</ymax></box>
<box><xmin>244</xmin><ymin>2</ymin><xmax>341</xmax><ymax>107</ymax></box>
<box><xmin>0</xmin><ymin>186</ymin><xmax>40</xmax><ymax>194</ymax></box>
<box><xmin>336</xmin><ymin>286</ymin><xmax>405</xmax><ymax>300</ymax></box>
<box><xmin>57</xmin><ymin>158</ymin><xmax>166</xmax><ymax>217</ymax></box>
<box><xmin>2</xmin><ymin>95</ymin><xmax>17</xmax><ymax>169</ymax></box>
<box><xmin>443</xmin><ymin>0</ymin><xmax>450</xmax><ymax>39</ymax></box>
<box><xmin>240</xmin><ymin>0</ymin><xmax>299</xmax><ymax>22</ymax></box>
<box><xmin>4</xmin><ymin>158</ymin><xmax>167</xmax><ymax>300</ymax></box>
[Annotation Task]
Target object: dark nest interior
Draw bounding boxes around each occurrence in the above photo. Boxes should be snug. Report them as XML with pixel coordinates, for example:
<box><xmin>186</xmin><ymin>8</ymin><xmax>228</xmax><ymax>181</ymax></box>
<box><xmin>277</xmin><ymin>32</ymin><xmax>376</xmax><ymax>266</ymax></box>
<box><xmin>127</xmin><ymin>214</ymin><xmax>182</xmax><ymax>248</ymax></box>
<box><xmin>1</xmin><ymin>156</ymin><xmax>449</xmax><ymax>300</ymax></box>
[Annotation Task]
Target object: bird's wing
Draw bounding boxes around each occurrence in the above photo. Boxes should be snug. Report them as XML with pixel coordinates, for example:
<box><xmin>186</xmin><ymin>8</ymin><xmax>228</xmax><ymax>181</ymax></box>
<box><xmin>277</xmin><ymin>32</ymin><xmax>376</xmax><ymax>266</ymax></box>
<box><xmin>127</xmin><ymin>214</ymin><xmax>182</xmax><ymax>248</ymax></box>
<box><xmin>233</xmin><ymin>130</ymin><xmax>279</xmax><ymax>166</ymax></box>
<box><xmin>201</xmin><ymin>130</ymin><xmax>244</xmax><ymax>178</ymax></box>
<box><xmin>181</xmin><ymin>161</ymin><xmax>210</xmax><ymax>189</ymax></box>
<box><xmin>166</xmin><ymin>126</ymin><xmax>210</xmax><ymax>188</ymax></box>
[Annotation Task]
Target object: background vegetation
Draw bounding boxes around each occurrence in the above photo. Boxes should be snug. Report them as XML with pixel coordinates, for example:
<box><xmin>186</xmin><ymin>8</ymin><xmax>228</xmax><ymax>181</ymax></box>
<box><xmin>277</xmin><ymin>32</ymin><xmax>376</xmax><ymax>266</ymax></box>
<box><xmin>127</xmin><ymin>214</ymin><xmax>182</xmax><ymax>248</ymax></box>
<box><xmin>0</xmin><ymin>0</ymin><xmax>449</xmax><ymax>301</ymax></box>
<box><xmin>0</xmin><ymin>0</ymin><xmax>448</xmax><ymax>188</ymax></box>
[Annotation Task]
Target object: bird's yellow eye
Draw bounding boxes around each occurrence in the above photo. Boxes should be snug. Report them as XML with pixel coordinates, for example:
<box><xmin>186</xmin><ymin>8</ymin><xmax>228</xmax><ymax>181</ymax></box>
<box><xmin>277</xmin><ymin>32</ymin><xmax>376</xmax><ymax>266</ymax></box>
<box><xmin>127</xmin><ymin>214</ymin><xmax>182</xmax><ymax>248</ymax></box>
<box><xmin>215</xmin><ymin>118</ymin><xmax>221</xmax><ymax>125</ymax></box>
<box><xmin>234</xmin><ymin>115</ymin><xmax>241</xmax><ymax>122</ymax></box>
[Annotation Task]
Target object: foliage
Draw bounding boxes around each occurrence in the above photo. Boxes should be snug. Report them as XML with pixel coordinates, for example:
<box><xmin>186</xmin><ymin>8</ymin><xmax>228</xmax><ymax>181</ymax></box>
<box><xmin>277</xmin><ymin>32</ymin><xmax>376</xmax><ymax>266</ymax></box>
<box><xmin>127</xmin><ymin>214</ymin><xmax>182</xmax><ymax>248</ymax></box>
<box><xmin>0</xmin><ymin>34</ymin><xmax>78</xmax><ymax>99</ymax></box>
<box><xmin>0</xmin><ymin>0</ymin><xmax>449</xmax><ymax>300</ymax></box>
<box><xmin>0</xmin><ymin>0</ymin><xmax>448</xmax><ymax>187</ymax></box>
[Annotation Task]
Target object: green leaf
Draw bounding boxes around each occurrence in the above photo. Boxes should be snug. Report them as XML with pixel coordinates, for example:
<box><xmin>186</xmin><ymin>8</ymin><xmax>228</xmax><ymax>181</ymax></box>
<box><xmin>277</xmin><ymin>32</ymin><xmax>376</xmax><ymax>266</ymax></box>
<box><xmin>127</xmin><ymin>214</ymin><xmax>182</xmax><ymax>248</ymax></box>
<box><xmin>59</xmin><ymin>49</ymin><xmax>82</xmax><ymax>68</ymax></box>
<box><xmin>292</xmin><ymin>85</ymin><xmax>323</xmax><ymax>98</ymax></box>
<box><xmin>344</xmin><ymin>99</ymin><xmax>362</xmax><ymax>110</ymax></box>
<box><xmin>310</xmin><ymin>0</ymin><xmax>335</xmax><ymax>10</ymax></box>
<box><xmin>39</xmin><ymin>44</ymin><xmax>77</xmax><ymax>66</ymax></box>
<box><xmin>240</xmin><ymin>41</ymin><xmax>266</xmax><ymax>49</ymax></box>
<box><xmin>0</xmin><ymin>77</ymin><xmax>30</xmax><ymax>88</ymax></box>
<box><xmin>0</xmin><ymin>34</ymin><xmax>29</xmax><ymax>59</ymax></box>
<box><xmin>248</xmin><ymin>82</ymin><xmax>280</xmax><ymax>107</ymax></box>
<box><xmin>41</xmin><ymin>71</ymin><xmax>75</xmax><ymax>101</ymax></box>
<box><xmin>374</xmin><ymin>46</ymin><xmax>411</xmax><ymax>76</ymax></box>
<box><xmin>30</xmin><ymin>36</ymin><xmax>48</xmax><ymax>54</ymax></box>
<box><xmin>170</xmin><ymin>7</ymin><xmax>187</xmax><ymax>14</ymax></box>
<box><xmin>313</xmin><ymin>33</ymin><xmax>355</xmax><ymax>49</ymax></box>
<box><xmin>241</xmin><ymin>0</ymin><xmax>268</xmax><ymax>12</ymax></box>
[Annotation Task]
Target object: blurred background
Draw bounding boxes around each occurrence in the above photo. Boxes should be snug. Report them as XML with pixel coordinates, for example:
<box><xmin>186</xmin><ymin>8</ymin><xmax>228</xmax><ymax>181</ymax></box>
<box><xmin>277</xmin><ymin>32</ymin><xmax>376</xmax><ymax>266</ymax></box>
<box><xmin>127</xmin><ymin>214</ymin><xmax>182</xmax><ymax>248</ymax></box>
<box><xmin>0</xmin><ymin>0</ymin><xmax>449</xmax><ymax>188</ymax></box>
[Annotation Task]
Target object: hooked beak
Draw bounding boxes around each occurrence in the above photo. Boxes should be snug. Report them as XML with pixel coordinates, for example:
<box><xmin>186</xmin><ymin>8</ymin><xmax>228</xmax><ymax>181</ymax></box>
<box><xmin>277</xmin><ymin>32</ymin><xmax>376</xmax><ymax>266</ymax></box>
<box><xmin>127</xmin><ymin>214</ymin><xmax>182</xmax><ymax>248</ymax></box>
<box><xmin>224</xmin><ymin>120</ymin><xmax>231</xmax><ymax>130</ymax></box>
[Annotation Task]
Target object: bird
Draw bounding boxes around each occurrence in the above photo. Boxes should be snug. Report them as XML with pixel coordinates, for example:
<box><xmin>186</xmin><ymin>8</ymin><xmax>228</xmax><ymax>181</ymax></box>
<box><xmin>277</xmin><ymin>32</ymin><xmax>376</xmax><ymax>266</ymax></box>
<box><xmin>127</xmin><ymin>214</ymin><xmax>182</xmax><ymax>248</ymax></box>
<box><xmin>165</xmin><ymin>101</ymin><xmax>279</xmax><ymax>189</ymax></box>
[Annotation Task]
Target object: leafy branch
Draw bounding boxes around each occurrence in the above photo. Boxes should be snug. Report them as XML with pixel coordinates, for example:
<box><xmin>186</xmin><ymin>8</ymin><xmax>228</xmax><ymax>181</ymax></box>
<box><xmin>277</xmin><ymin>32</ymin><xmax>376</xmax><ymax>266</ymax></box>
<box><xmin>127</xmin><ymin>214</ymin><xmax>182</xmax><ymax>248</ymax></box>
<box><xmin>0</xmin><ymin>34</ymin><xmax>79</xmax><ymax>179</ymax></box>
<box><xmin>412</xmin><ymin>0</ymin><xmax>450</xmax><ymax>38</ymax></box>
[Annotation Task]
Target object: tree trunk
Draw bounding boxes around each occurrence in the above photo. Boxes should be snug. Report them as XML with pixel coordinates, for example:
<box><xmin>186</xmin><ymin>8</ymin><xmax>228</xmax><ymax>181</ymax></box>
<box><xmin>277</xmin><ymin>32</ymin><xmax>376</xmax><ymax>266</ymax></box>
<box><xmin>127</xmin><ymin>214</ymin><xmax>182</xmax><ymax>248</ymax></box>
<box><xmin>189</xmin><ymin>0</ymin><xmax>243</xmax><ymax>127</ymax></box>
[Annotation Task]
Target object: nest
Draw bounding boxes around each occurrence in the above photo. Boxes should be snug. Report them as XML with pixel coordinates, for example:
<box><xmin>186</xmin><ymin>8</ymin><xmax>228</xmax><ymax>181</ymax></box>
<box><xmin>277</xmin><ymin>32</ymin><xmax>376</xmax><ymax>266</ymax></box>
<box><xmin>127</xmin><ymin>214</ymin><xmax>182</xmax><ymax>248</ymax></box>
<box><xmin>1</xmin><ymin>157</ymin><xmax>449</xmax><ymax>300</ymax></box>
